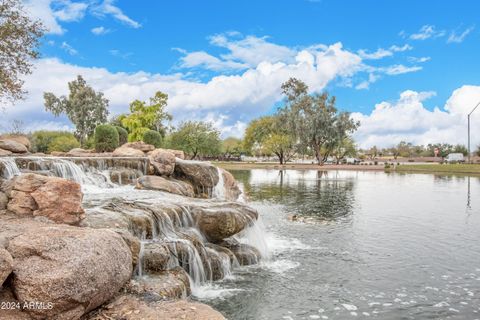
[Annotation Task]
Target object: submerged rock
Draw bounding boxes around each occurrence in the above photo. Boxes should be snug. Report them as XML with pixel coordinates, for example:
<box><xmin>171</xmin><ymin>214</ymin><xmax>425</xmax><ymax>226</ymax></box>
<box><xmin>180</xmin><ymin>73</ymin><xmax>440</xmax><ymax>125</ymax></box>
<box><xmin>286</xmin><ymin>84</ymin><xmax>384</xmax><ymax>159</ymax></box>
<box><xmin>136</xmin><ymin>175</ymin><xmax>194</xmax><ymax>197</ymax></box>
<box><xmin>88</xmin><ymin>294</ymin><xmax>225</xmax><ymax>320</ymax></box>
<box><xmin>0</xmin><ymin>139</ymin><xmax>28</xmax><ymax>153</ymax></box>
<box><xmin>0</xmin><ymin>217</ymin><xmax>132</xmax><ymax>319</ymax></box>
<box><xmin>3</xmin><ymin>173</ymin><xmax>85</xmax><ymax>225</ymax></box>
<box><xmin>148</xmin><ymin>149</ymin><xmax>176</xmax><ymax>176</ymax></box>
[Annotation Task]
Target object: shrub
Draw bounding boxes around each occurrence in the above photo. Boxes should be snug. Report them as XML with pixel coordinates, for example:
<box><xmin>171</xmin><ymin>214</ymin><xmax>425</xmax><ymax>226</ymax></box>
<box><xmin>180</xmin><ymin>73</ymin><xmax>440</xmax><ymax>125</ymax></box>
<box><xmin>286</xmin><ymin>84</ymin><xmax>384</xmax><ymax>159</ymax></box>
<box><xmin>94</xmin><ymin>124</ymin><xmax>119</xmax><ymax>152</ymax></box>
<box><xmin>31</xmin><ymin>131</ymin><xmax>78</xmax><ymax>153</ymax></box>
<box><xmin>143</xmin><ymin>130</ymin><xmax>162</xmax><ymax>148</ymax></box>
<box><xmin>47</xmin><ymin>135</ymin><xmax>80</xmax><ymax>153</ymax></box>
<box><xmin>115</xmin><ymin>126</ymin><xmax>128</xmax><ymax>145</ymax></box>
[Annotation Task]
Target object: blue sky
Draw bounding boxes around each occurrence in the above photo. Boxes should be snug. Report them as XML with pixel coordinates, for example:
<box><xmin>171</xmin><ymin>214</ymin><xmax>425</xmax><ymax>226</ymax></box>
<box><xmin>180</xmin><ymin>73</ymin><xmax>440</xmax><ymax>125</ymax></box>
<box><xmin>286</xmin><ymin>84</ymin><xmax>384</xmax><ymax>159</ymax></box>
<box><xmin>5</xmin><ymin>0</ymin><xmax>480</xmax><ymax>147</ymax></box>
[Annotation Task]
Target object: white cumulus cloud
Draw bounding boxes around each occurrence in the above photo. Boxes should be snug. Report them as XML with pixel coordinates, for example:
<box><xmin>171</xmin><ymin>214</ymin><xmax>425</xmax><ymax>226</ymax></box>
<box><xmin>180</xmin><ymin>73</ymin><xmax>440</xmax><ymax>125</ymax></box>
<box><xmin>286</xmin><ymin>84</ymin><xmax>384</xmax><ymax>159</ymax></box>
<box><xmin>353</xmin><ymin>87</ymin><xmax>480</xmax><ymax>148</ymax></box>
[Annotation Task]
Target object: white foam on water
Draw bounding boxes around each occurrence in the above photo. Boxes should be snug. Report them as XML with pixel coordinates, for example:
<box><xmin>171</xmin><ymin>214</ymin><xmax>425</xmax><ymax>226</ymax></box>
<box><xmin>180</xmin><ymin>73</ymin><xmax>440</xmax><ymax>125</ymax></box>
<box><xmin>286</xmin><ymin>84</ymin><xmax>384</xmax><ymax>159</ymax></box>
<box><xmin>234</xmin><ymin>217</ymin><xmax>270</xmax><ymax>258</ymax></box>
<box><xmin>191</xmin><ymin>282</ymin><xmax>243</xmax><ymax>300</ymax></box>
<box><xmin>342</xmin><ymin>304</ymin><xmax>358</xmax><ymax>311</ymax></box>
<box><xmin>266</xmin><ymin>233</ymin><xmax>312</xmax><ymax>254</ymax></box>
<box><xmin>262</xmin><ymin>259</ymin><xmax>300</xmax><ymax>274</ymax></box>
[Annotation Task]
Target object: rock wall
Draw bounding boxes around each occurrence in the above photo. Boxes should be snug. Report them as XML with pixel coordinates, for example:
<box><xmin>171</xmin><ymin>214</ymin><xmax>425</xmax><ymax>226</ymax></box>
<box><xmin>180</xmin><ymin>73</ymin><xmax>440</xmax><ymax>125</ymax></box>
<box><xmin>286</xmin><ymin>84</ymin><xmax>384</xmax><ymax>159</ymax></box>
<box><xmin>0</xmin><ymin>150</ymin><xmax>259</xmax><ymax>320</ymax></box>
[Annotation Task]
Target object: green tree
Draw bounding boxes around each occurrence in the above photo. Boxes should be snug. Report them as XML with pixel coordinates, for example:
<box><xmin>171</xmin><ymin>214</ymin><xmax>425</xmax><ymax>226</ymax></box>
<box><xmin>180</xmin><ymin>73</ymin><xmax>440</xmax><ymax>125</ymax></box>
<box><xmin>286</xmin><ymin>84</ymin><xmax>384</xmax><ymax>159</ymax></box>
<box><xmin>30</xmin><ymin>131</ymin><xmax>78</xmax><ymax>153</ymax></box>
<box><xmin>44</xmin><ymin>75</ymin><xmax>109</xmax><ymax>145</ymax></box>
<box><xmin>262</xmin><ymin>133</ymin><xmax>295</xmax><ymax>164</ymax></box>
<box><xmin>121</xmin><ymin>91</ymin><xmax>172</xmax><ymax>142</ymax></box>
<box><xmin>243</xmin><ymin>115</ymin><xmax>295</xmax><ymax>163</ymax></box>
<box><xmin>169</xmin><ymin>121</ymin><xmax>221</xmax><ymax>159</ymax></box>
<box><xmin>453</xmin><ymin>144</ymin><xmax>468</xmax><ymax>156</ymax></box>
<box><xmin>278</xmin><ymin>78</ymin><xmax>359</xmax><ymax>164</ymax></box>
<box><xmin>221</xmin><ymin>137</ymin><xmax>244</xmax><ymax>158</ymax></box>
<box><xmin>243</xmin><ymin>116</ymin><xmax>276</xmax><ymax>155</ymax></box>
<box><xmin>0</xmin><ymin>0</ymin><xmax>44</xmax><ymax>104</ymax></box>
<box><xmin>331</xmin><ymin>137</ymin><xmax>357</xmax><ymax>163</ymax></box>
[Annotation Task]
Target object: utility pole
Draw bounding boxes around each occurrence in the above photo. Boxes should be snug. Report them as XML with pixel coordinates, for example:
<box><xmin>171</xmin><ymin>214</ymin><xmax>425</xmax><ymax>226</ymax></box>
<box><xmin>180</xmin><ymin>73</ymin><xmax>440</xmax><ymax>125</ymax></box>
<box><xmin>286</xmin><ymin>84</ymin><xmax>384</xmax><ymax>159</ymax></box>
<box><xmin>468</xmin><ymin>102</ymin><xmax>480</xmax><ymax>163</ymax></box>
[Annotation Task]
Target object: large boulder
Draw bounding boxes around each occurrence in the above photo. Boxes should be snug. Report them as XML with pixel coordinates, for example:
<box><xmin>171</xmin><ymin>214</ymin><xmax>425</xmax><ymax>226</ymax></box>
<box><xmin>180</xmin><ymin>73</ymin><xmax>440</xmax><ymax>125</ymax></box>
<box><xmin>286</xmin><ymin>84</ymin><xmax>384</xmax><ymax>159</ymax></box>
<box><xmin>0</xmin><ymin>139</ymin><xmax>28</xmax><ymax>153</ymax></box>
<box><xmin>0</xmin><ymin>248</ymin><xmax>13</xmax><ymax>286</ymax></box>
<box><xmin>161</xmin><ymin>148</ymin><xmax>185</xmax><ymax>160</ymax></box>
<box><xmin>113</xmin><ymin>146</ymin><xmax>145</xmax><ymax>157</ymax></box>
<box><xmin>88</xmin><ymin>295</ymin><xmax>226</xmax><ymax>320</ymax></box>
<box><xmin>3</xmin><ymin>173</ymin><xmax>85</xmax><ymax>225</ymax></box>
<box><xmin>192</xmin><ymin>203</ymin><xmax>258</xmax><ymax>243</ymax></box>
<box><xmin>148</xmin><ymin>149</ymin><xmax>176</xmax><ymax>176</ymax></box>
<box><xmin>0</xmin><ymin>135</ymin><xmax>31</xmax><ymax>150</ymax></box>
<box><xmin>136</xmin><ymin>175</ymin><xmax>194</xmax><ymax>197</ymax></box>
<box><xmin>121</xmin><ymin>141</ymin><xmax>155</xmax><ymax>153</ymax></box>
<box><xmin>174</xmin><ymin>159</ymin><xmax>219</xmax><ymax>195</ymax></box>
<box><xmin>1</xmin><ymin>218</ymin><xmax>132</xmax><ymax>319</ymax></box>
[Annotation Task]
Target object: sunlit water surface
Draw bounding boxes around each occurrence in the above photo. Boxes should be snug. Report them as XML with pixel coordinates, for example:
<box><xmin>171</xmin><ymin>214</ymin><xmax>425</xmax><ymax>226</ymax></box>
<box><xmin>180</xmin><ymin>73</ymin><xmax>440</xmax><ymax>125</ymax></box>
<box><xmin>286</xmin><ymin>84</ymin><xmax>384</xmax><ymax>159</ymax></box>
<box><xmin>195</xmin><ymin>170</ymin><xmax>480</xmax><ymax>320</ymax></box>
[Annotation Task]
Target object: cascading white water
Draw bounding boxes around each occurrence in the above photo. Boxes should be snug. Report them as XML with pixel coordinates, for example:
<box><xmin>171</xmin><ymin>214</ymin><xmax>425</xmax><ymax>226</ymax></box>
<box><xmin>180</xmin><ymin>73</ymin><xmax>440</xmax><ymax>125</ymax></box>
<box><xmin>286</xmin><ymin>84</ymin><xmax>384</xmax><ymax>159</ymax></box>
<box><xmin>0</xmin><ymin>158</ymin><xmax>21</xmax><ymax>179</ymax></box>
<box><xmin>206</xmin><ymin>247</ymin><xmax>234</xmax><ymax>279</ymax></box>
<box><xmin>1</xmin><ymin>155</ymin><xmax>266</xmax><ymax>296</ymax></box>
<box><xmin>234</xmin><ymin>216</ymin><xmax>270</xmax><ymax>259</ymax></box>
<box><xmin>212</xmin><ymin>167</ymin><xmax>226</xmax><ymax>199</ymax></box>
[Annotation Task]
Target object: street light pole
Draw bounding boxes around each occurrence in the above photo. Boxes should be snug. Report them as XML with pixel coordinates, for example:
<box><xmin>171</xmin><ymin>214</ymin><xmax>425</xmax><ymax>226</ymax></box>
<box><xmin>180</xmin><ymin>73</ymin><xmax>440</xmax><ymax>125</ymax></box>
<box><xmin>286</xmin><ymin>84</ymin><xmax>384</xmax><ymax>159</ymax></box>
<box><xmin>468</xmin><ymin>101</ymin><xmax>480</xmax><ymax>163</ymax></box>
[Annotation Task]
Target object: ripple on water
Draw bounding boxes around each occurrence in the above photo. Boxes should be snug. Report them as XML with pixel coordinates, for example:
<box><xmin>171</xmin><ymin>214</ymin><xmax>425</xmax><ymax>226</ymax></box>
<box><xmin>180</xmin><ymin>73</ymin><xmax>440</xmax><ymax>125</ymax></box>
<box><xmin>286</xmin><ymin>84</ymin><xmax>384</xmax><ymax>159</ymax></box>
<box><xmin>262</xmin><ymin>260</ymin><xmax>300</xmax><ymax>274</ymax></box>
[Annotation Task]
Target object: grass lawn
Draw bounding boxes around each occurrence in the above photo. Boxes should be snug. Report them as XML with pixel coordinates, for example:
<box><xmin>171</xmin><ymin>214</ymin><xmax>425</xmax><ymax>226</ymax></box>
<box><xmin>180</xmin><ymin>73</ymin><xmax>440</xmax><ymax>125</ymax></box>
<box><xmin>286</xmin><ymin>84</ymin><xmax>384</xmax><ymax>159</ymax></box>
<box><xmin>392</xmin><ymin>164</ymin><xmax>480</xmax><ymax>175</ymax></box>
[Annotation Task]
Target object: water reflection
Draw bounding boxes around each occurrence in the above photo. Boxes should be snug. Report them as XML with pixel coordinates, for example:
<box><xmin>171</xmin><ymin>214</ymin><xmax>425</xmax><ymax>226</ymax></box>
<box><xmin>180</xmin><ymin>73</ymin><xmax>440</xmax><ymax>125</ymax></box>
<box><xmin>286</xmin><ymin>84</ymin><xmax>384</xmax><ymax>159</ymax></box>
<box><xmin>203</xmin><ymin>170</ymin><xmax>480</xmax><ymax>320</ymax></box>
<box><xmin>236</xmin><ymin>169</ymin><xmax>356</xmax><ymax>219</ymax></box>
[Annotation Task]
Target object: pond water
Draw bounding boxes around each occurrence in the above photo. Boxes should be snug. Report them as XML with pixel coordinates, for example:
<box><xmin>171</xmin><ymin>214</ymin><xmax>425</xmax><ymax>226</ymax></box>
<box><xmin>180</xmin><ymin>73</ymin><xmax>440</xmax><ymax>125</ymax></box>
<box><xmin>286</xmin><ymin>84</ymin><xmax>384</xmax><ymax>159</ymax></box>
<box><xmin>196</xmin><ymin>169</ymin><xmax>480</xmax><ymax>320</ymax></box>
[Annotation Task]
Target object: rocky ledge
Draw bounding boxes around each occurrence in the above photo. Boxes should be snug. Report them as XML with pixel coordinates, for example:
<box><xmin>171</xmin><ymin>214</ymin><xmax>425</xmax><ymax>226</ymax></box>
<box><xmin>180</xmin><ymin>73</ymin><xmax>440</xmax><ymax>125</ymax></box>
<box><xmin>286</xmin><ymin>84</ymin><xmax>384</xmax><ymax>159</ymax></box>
<box><xmin>0</xmin><ymin>144</ymin><xmax>261</xmax><ymax>320</ymax></box>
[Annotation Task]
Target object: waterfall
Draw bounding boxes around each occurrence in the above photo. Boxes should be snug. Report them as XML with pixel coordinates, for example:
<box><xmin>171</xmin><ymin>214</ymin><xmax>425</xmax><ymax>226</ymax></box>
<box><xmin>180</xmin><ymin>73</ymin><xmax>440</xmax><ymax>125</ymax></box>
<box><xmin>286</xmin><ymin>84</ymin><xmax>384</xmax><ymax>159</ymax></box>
<box><xmin>1</xmin><ymin>155</ymin><xmax>265</xmax><ymax>294</ymax></box>
<box><xmin>0</xmin><ymin>158</ymin><xmax>21</xmax><ymax>179</ymax></box>
<box><xmin>234</xmin><ymin>216</ymin><xmax>270</xmax><ymax>259</ymax></box>
<box><xmin>212</xmin><ymin>167</ymin><xmax>226</xmax><ymax>199</ymax></box>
